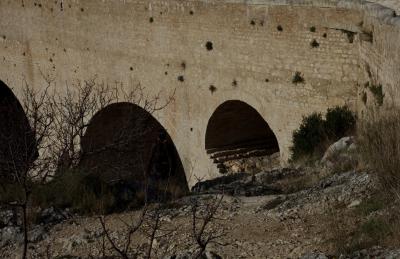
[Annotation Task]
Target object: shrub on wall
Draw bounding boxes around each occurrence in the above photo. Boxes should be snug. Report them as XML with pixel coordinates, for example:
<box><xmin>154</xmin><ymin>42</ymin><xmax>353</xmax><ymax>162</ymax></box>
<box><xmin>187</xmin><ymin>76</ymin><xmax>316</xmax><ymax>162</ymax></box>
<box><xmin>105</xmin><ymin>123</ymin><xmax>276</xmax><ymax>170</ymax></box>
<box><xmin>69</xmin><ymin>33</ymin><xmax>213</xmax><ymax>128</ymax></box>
<box><xmin>292</xmin><ymin>72</ymin><xmax>305</xmax><ymax>84</ymax></box>
<box><xmin>291</xmin><ymin>106</ymin><xmax>356</xmax><ymax>161</ymax></box>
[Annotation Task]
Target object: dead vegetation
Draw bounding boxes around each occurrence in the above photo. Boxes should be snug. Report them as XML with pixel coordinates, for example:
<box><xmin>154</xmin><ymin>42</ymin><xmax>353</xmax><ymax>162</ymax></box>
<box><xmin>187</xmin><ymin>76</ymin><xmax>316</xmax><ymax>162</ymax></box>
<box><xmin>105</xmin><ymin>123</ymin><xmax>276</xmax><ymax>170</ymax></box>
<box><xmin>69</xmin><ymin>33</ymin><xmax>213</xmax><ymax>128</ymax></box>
<box><xmin>0</xmin><ymin>75</ymin><xmax>176</xmax><ymax>259</ymax></box>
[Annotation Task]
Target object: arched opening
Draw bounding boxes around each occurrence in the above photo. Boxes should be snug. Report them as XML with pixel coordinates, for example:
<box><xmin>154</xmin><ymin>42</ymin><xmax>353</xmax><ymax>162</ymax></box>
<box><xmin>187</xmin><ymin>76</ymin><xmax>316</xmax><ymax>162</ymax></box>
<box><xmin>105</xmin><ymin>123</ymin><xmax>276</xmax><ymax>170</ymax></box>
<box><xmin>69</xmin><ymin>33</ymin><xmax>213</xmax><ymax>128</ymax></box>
<box><xmin>205</xmin><ymin>100</ymin><xmax>280</xmax><ymax>174</ymax></box>
<box><xmin>80</xmin><ymin>103</ymin><xmax>188</xmax><ymax>203</ymax></box>
<box><xmin>0</xmin><ymin>80</ymin><xmax>36</xmax><ymax>181</ymax></box>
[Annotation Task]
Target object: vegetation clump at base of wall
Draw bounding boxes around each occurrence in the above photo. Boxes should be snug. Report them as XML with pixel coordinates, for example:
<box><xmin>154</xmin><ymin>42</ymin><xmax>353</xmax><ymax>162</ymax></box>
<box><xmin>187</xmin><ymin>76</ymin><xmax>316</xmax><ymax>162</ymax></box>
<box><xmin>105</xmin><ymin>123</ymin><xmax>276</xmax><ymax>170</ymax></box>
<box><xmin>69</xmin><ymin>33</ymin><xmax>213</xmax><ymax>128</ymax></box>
<box><xmin>290</xmin><ymin>106</ymin><xmax>356</xmax><ymax>161</ymax></box>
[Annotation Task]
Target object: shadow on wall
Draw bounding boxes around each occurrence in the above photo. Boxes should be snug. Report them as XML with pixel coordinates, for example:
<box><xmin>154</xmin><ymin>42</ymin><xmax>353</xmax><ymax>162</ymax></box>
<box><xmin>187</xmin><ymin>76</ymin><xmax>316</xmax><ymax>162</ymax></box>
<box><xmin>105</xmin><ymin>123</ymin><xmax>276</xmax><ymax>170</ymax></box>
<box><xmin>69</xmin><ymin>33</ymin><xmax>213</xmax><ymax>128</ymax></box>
<box><xmin>79</xmin><ymin>102</ymin><xmax>188</xmax><ymax>200</ymax></box>
<box><xmin>205</xmin><ymin>100</ymin><xmax>280</xmax><ymax>173</ymax></box>
<box><xmin>0</xmin><ymin>80</ymin><xmax>36</xmax><ymax>181</ymax></box>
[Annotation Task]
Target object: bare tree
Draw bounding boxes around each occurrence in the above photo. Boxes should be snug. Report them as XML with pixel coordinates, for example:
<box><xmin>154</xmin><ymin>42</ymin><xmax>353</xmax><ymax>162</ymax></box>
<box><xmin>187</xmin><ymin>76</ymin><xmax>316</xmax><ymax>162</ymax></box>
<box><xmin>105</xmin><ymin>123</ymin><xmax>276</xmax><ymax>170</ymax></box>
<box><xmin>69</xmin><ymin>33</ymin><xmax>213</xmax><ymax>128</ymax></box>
<box><xmin>191</xmin><ymin>195</ymin><xmax>225</xmax><ymax>258</ymax></box>
<box><xmin>0</xmin><ymin>75</ymin><xmax>176</xmax><ymax>259</ymax></box>
<box><xmin>0</xmin><ymin>80</ymin><xmax>55</xmax><ymax>259</ymax></box>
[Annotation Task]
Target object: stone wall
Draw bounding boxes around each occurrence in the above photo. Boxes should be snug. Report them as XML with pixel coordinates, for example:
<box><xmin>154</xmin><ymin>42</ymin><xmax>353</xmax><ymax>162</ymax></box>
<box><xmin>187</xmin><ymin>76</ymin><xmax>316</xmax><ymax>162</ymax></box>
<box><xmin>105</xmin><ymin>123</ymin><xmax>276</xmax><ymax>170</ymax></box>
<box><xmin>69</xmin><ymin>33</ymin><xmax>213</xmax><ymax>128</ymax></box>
<box><xmin>0</xmin><ymin>0</ymin><xmax>397</xmax><ymax>187</ymax></box>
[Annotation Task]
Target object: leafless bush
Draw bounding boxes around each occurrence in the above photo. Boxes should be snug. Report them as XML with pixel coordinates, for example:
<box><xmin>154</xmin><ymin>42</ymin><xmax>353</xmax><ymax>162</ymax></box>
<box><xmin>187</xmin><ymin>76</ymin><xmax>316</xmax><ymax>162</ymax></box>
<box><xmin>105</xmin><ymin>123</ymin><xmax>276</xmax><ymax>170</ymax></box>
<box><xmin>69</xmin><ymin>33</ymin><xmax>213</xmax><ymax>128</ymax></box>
<box><xmin>190</xmin><ymin>195</ymin><xmax>225</xmax><ymax>258</ymax></box>
<box><xmin>0</xmin><ymin>80</ymin><xmax>55</xmax><ymax>258</ymax></box>
<box><xmin>0</xmin><ymin>75</ymin><xmax>176</xmax><ymax>259</ymax></box>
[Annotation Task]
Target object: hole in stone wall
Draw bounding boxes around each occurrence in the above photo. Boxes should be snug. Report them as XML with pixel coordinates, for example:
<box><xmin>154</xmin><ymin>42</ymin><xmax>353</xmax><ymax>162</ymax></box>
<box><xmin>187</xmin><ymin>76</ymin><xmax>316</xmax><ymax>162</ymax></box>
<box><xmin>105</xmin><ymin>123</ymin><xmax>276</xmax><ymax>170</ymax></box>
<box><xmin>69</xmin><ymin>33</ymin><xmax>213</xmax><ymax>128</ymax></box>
<box><xmin>205</xmin><ymin>100</ymin><xmax>280</xmax><ymax>174</ymax></box>
<box><xmin>80</xmin><ymin>103</ymin><xmax>188</xmax><ymax>199</ymax></box>
<box><xmin>181</xmin><ymin>62</ymin><xmax>186</xmax><ymax>70</ymax></box>
<box><xmin>340</xmin><ymin>29</ymin><xmax>356</xmax><ymax>43</ymax></box>
<box><xmin>277</xmin><ymin>25</ymin><xmax>283</xmax><ymax>31</ymax></box>
<box><xmin>205</xmin><ymin>41</ymin><xmax>213</xmax><ymax>51</ymax></box>
<box><xmin>250</xmin><ymin>20</ymin><xmax>256</xmax><ymax>26</ymax></box>
<box><xmin>310</xmin><ymin>26</ymin><xmax>316</xmax><ymax>32</ymax></box>
<box><xmin>323</xmin><ymin>33</ymin><xmax>327</xmax><ymax>38</ymax></box>
<box><xmin>177</xmin><ymin>75</ymin><xmax>184</xmax><ymax>82</ymax></box>
<box><xmin>149</xmin><ymin>17</ymin><xmax>154</xmax><ymax>23</ymax></box>
<box><xmin>189</xmin><ymin>10</ymin><xmax>194</xmax><ymax>15</ymax></box>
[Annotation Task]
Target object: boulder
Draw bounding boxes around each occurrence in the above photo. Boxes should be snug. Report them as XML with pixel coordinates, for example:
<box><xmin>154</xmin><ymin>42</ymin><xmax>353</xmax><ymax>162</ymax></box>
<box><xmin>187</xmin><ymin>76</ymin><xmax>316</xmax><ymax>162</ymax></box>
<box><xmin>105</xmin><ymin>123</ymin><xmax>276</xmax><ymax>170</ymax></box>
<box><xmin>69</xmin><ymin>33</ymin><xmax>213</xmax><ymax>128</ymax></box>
<box><xmin>0</xmin><ymin>226</ymin><xmax>22</xmax><ymax>248</ymax></box>
<box><xmin>321</xmin><ymin>136</ymin><xmax>358</xmax><ymax>172</ymax></box>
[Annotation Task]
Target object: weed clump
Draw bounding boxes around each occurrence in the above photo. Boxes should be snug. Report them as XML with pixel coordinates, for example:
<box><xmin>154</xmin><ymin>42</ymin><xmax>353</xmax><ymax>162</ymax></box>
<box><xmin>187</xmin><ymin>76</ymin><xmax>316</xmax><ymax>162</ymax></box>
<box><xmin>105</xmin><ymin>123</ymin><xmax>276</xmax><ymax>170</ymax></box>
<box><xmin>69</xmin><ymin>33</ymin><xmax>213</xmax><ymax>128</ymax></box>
<box><xmin>292</xmin><ymin>72</ymin><xmax>305</xmax><ymax>84</ymax></box>
<box><xmin>291</xmin><ymin>106</ymin><xmax>356</xmax><ymax>161</ymax></box>
<box><xmin>310</xmin><ymin>39</ymin><xmax>320</xmax><ymax>48</ymax></box>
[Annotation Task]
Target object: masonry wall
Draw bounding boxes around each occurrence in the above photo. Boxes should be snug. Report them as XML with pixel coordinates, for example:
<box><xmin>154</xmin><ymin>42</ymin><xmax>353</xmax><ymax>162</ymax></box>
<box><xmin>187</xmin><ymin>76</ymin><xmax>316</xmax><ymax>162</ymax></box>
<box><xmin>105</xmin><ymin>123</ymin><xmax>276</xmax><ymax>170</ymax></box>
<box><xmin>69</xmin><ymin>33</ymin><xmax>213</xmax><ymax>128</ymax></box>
<box><xmin>358</xmin><ymin>3</ymin><xmax>400</xmax><ymax>111</ymax></box>
<box><xmin>0</xmin><ymin>0</ymin><xmax>369</xmax><ymax>187</ymax></box>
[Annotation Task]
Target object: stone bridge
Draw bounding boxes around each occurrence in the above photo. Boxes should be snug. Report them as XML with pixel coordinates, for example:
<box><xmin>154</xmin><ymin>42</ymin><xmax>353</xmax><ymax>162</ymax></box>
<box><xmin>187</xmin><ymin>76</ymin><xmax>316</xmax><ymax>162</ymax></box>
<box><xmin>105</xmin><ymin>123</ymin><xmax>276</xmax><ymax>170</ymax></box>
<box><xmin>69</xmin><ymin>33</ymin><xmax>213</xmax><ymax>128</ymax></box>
<box><xmin>1</xmin><ymin>0</ymin><xmax>400</xmax><ymax>187</ymax></box>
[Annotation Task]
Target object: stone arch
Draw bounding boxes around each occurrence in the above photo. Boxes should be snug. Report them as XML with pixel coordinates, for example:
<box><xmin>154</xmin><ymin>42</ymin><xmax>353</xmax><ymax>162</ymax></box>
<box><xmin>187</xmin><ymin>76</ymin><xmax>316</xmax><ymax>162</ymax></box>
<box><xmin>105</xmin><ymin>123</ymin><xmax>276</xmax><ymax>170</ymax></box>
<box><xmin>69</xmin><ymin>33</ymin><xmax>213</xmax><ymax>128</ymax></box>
<box><xmin>80</xmin><ymin>102</ymin><xmax>188</xmax><ymax>199</ymax></box>
<box><xmin>205</xmin><ymin>100</ymin><xmax>280</xmax><ymax>173</ymax></box>
<box><xmin>0</xmin><ymin>80</ymin><xmax>36</xmax><ymax>180</ymax></box>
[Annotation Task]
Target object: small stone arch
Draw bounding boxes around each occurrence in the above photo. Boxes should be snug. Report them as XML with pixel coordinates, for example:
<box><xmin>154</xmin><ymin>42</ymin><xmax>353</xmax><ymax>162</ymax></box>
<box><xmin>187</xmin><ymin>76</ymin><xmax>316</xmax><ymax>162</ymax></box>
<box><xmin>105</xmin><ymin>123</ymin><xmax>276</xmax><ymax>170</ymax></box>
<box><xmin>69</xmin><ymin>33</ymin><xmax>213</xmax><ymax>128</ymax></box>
<box><xmin>80</xmin><ymin>102</ymin><xmax>188</xmax><ymax>199</ymax></box>
<box><xmin>205</xmin><ymin>100</ymin><xmax>280</xmax><ymax>173</ymax></box>
<box><xmin>0</xmin><ymin>80</ymin><xmax>36</xmax><ymax>180</ymax></box>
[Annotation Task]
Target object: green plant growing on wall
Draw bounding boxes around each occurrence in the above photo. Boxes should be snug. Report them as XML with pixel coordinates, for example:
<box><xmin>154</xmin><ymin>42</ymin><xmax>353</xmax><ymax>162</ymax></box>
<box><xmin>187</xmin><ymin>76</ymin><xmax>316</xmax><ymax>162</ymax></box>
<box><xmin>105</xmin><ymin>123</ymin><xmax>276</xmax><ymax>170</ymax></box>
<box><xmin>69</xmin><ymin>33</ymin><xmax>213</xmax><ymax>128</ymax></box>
<box><xmin>292</xmin><ymin>72</ymin><xmax>305</xmax><ymax>84</ymax></box>
<box><xmin>232</xmin><ymin>79</ymin><xmax>238</xmax><ymax>87</ymax></box>
<box><xmin>209</xmin><ymin>85</ymin><xmax>217</xmax><ymax>94</ymax></box>
<box><xmin>310</xmin><ymin>39</ymin><xmax>320</xmax><ymax>48</ymax></box>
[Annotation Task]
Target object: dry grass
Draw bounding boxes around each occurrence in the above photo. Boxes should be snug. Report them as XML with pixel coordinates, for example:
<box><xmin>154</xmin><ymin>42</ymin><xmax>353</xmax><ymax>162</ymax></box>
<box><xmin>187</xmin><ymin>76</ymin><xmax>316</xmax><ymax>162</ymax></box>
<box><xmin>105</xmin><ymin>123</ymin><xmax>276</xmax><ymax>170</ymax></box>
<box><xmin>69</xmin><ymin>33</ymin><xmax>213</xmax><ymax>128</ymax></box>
<box><xmin>358</xmin><ymin>109</ymin><xmax>400</xmax><ymax>199</ymax></box>
<box><xmin>325</xmin><ymin>108</ymin><xmax>400</xmax><ymax>255</ymax></box>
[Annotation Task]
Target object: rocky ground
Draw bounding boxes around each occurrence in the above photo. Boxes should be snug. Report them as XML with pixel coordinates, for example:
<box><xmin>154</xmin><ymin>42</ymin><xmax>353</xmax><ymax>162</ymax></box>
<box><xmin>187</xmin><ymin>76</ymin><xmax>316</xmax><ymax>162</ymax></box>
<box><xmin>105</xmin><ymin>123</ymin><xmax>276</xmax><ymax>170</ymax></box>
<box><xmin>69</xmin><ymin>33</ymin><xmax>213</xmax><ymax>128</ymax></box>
<box><xmin>371</xmin><ymin>0</ymin><xmax>400</xmax><ymax>13</ymax></box>
<box><xmin>1</xmin><ymin>138</ymin><xmax>400</xmax><ymax>258</ymax></box>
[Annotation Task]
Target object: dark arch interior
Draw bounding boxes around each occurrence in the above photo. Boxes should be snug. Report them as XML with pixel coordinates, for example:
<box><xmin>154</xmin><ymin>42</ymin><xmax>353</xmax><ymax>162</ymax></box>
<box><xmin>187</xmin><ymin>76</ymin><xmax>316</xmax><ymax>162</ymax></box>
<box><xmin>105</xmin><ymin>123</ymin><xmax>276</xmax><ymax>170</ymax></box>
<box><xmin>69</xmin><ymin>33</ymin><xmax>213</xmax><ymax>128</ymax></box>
<box><xmin>0</xmin><ymin>81</ymin><xmax>36</xmax><ymax>181</ymax></box>
<box><xmin>80</xmin><ymin>102</ymin><xmax>188</xmax><ymax>199</ymax></box>
<box><xmin>205</xmin><ymin>100</ymin><xmax>280</xmax><ymax>171</ymax></box>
